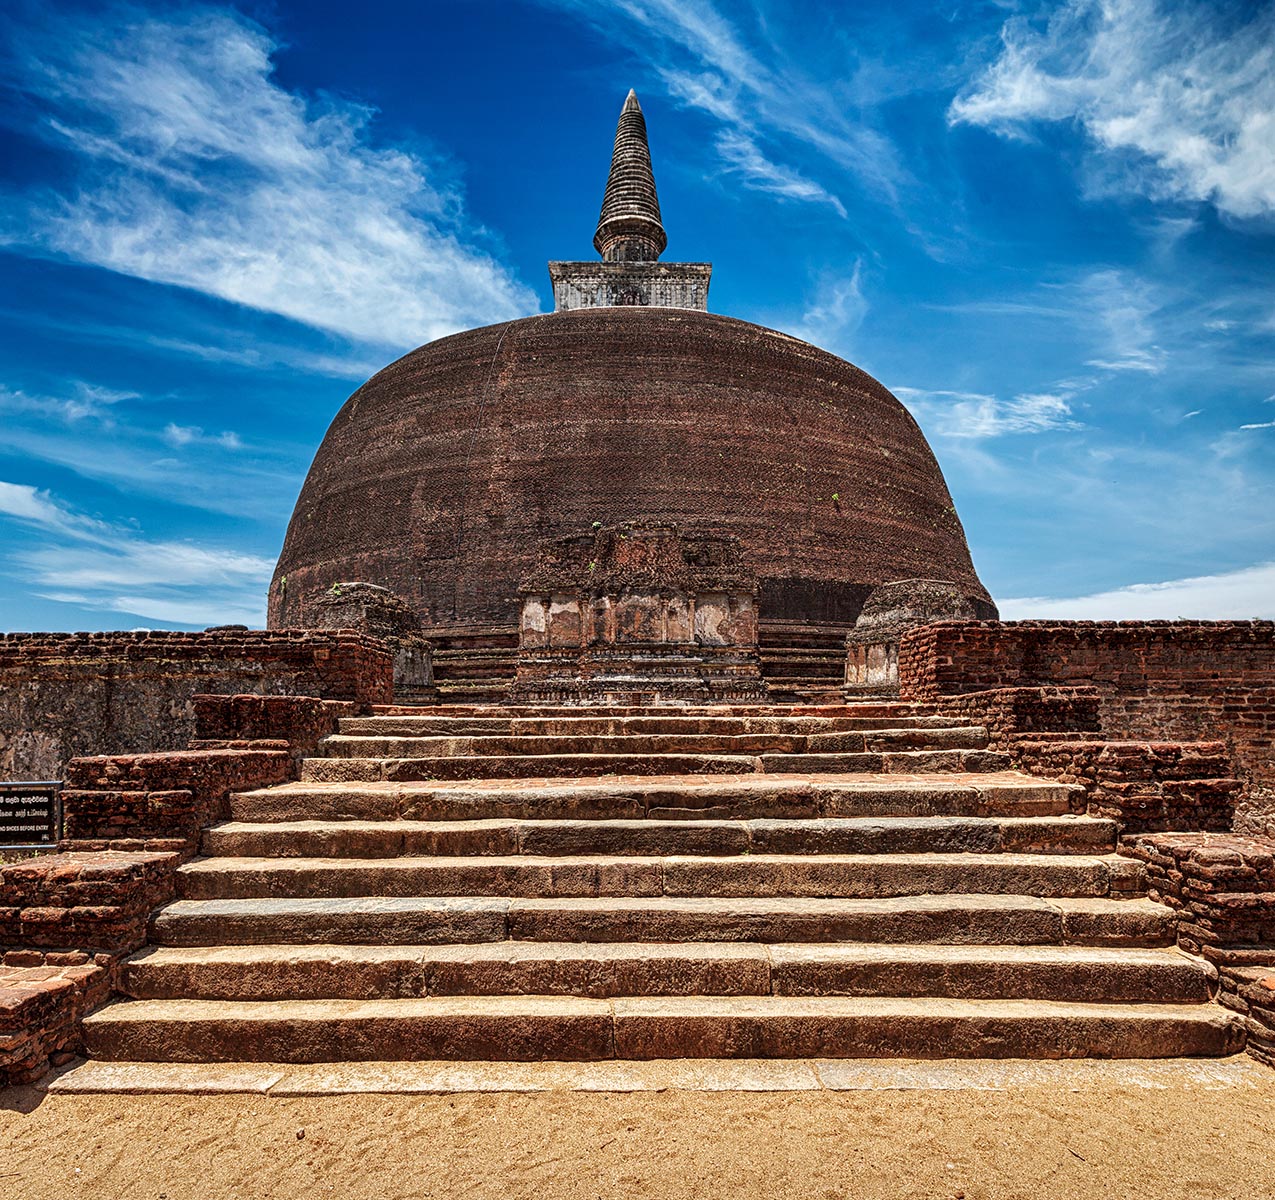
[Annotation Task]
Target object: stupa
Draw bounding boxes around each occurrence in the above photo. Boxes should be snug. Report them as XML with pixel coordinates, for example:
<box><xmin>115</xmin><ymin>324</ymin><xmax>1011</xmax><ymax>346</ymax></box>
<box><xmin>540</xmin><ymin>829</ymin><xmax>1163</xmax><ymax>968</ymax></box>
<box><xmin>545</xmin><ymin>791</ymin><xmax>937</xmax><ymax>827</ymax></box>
<box><xmin>268</xmin><ymin>91</ymin><xmax>995</xmax><ymax>697</ymax></box>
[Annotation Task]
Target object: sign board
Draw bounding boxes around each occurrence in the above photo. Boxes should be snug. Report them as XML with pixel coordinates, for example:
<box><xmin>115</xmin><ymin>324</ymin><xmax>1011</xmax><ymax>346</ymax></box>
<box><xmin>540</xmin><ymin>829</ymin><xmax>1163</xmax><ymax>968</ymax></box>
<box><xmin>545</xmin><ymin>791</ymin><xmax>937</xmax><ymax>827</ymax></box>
<box><xmin>0</xmin><ymin>782</ymin><xmax>62</xmax><ymax>846</ymax></box>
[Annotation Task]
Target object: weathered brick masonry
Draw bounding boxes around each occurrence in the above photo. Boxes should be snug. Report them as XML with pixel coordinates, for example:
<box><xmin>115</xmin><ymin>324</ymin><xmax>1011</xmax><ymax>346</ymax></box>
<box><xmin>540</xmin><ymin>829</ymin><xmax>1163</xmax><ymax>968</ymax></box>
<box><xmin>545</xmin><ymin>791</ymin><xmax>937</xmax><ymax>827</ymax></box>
<box><xmin>0</xmin><ymin>628</ymin><xmax>393</xmax><ymax>780</ymax></box>
<box><xmin>900</xmin><ymin>621</ymin><xmax>1275</xmax><ymax>833</ymax></box>
<box><xmin>1</xmin><ymin>693</ymin><xmax>360</xmax><ymax>1084</ymax></box>
<box><xmin>0</xmin><ymin>850</ymin><xmax>178</xmax><ymax>1085</ymax></box>
<box><xmin>1122</xmin><ymin>832</ymin><xmax>1275</xmax><ymax>1066</ymax></box>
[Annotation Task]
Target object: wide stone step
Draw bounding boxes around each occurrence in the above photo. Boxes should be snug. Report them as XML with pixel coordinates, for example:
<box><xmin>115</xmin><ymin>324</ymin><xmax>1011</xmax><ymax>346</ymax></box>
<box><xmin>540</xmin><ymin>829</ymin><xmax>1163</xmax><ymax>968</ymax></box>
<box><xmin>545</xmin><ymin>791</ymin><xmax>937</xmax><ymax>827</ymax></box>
<box><xmin>123</xmin><ymin>942</ymin><xmax>1215</xmax><ymax>1004</ymax></box>
<box><xmin>319</xmin><ymin>729</ymin><xmax>989</xmax><ymax>759</ymax></box>
<box><xmin>337</xmin><ymin>714</ymin><xmax>972</xmax><ymax>737</ymax></box>
<box><xmin>83</xmin><ymin>995</ymin><xmax>1243</xmax><ymax>1063</ymax></box>
<box><xmin>759</xmin><ymin>750</ymin><xmax>1011</xmax><ymax>774</ymax></box>
<box><xmin>371</xmin><ymin>703</ymin><xmax>934</xmax><ymax>719</ymax></box>
<box><xmin>174</xmin><ymin>852</ymin><xmax>1142</xmax><ymax>902</ymax></box>
<box><xmin>149</xmin><ymin>894</ymin><xmax>1175</xmax><ymax>948</ymax></box>
<box><xmin>300</xmin><ymin>754</ymin><xmax>763</xmax><ymax>782</ymax></box>
<box><xmin>202</xmin><ymin>814</ymin><xmax>1117</xmax><ymax>859</ymax></box>
<box><xmin>300</xmin><ymin>749</ymin><xmax>1011</xmax><ymax>783</ymax></box>
<box><xmin>231</xmin><ymin>773</ymin><xmax>1082</xmax><ymax>823</ymax></box>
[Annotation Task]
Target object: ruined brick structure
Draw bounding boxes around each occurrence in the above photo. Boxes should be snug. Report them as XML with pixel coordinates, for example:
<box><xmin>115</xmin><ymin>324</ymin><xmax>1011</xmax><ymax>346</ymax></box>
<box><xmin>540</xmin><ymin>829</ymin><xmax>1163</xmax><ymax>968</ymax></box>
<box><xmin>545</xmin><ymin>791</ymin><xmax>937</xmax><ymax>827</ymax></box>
<box><xmin>513</xmin><ymin>521</ymin><xmax>766</xmax><ymax>704</ymax></box>
<box><xmin>0</xmin><ymin>629</ymin><xmax>392</xmax><ymax>780</ymax></box>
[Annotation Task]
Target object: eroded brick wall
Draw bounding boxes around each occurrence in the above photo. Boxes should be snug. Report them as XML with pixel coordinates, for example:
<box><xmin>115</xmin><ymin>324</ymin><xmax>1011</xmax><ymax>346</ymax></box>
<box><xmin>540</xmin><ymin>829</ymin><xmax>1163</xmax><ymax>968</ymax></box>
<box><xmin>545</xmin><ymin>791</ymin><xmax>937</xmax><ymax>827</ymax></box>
<box><xmin>900</xmin><ymin>621</ymin><xmax>1275</xmax><ymax>832</ymax></box>
<box><xmin>0</xmin><ymin>629</ymin><xmax>392</xmax><ymax>780</ymax></box>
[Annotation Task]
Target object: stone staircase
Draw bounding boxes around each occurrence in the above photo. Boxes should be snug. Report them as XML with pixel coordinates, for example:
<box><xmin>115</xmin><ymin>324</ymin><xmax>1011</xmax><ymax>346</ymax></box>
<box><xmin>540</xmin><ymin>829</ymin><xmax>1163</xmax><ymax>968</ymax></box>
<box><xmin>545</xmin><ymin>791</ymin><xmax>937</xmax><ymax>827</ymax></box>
<box><xmin>83</xmin><ymin>703</ymin><xmax>1244</xmax><ymax>1065</ymax></box>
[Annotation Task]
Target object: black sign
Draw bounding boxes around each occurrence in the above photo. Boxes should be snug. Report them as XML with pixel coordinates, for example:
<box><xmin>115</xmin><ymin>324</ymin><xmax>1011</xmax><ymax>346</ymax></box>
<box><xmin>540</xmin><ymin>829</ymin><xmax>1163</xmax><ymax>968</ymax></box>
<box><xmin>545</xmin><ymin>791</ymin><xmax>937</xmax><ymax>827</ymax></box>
<box><xmin>0</xmin><ymin>782</ymin><xmax>61</xmax><ymax>846</ymax></box>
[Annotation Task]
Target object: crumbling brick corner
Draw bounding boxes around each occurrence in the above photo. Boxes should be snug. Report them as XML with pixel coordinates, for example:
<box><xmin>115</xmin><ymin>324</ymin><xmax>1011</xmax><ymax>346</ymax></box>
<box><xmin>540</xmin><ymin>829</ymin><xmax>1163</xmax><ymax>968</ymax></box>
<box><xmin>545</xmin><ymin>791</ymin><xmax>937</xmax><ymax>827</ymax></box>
<box><xmin>0</xmin><ymin>849</ymin><xmax>180</xmax><ymax>1086</ymax></box>
<box><xmin>1120</xmin><ymin>832</ymin><xmax>1275</xmax><ymax>1068</ymax></box>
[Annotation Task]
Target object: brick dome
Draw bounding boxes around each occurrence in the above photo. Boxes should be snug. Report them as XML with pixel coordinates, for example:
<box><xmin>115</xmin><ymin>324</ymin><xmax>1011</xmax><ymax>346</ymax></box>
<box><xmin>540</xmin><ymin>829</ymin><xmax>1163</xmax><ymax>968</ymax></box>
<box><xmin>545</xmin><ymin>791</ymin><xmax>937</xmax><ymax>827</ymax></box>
<box><xmin>269</xmin><ymin>307</ymin><xmax>994</xmax><ymax>634</ymax></box>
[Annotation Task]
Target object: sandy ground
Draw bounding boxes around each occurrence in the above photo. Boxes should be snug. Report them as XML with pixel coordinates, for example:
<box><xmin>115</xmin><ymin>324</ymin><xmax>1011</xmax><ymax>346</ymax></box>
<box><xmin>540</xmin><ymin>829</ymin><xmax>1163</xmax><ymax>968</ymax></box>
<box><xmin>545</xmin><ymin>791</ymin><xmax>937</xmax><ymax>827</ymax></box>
<box><xmin>4</xmin><ymin>1065</ymin><xmax>1275</xmax><ymax>1200</ymax></box>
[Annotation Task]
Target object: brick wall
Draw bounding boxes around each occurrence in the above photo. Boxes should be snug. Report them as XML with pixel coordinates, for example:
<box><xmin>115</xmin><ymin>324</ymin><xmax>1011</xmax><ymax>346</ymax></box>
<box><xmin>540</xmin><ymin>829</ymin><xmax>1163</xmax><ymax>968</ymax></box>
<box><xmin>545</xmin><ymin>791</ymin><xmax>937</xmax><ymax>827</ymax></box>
<box><xmin>0</xmin><ymin>628</ymin><xmax>392</xmax><ymax>780</ymax></box>
<box><xmin>0</xmin><ymin>849</ymin><xmax>180</xmax><ymax>1085</ymax></box>
<box><xmin>900</xmin><ymin>621</ymin><xmax>1275</xmax><ymax>832</ymax></box>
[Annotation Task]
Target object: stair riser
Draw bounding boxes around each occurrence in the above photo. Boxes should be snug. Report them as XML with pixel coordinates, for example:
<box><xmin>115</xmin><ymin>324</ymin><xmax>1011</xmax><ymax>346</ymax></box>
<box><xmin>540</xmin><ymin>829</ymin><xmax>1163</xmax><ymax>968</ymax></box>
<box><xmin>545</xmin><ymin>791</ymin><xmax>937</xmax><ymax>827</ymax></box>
<box><xmin>201</xmin><ymin>818</ymin><xmax>1116</xmax><ymax>859</ymax></box>
<box><xmin>319</xmin><ymin>730</ymin><xmax>988</xmax><ymax>758</ymax></box>
<box><xmin>175</xmin><ymin>859</ymin><xmax>1137</xmax><ymax>902</ymax></box>
<box><xmin>84</xmin><ymin>1010</ymin><xmax>1242</xmax><ymax>1064</ymax></box>
<box><xmin>506</xmin><ymin>905</ymin><xmax>1172</xmax><ymax>948</ymax></box>
<box><xmin>300</xmin><ymin>755</ymin><xmax>761</xmax><ymax>782</ymax></box>
<box><xmin>84</xmin><ymin>1014</ymin><xmax>614</xmax><ymax>1063</ymax></box>
<box><xmin>610</xmin><ymin>1012</ymin><xmax>1244</xmax><ymax>1061</ymax></box>
<box><xmin>338</xmin><ymin>716</ymin><xmax>969</xmax><ymax>738</ymax></box>
<box><xmin>125</xmin><ymin>952</ymin><xmax>772</xmax><ymax>1001</ymax></box>
<box><xmin>759</xmin><ymin>751</ymin><xmax>1011</xmax><ymax>775</ymax></box>
<box><xmin>230</xmin><ymin>785</ymin><xmax>1079</xmax><ymax>824</ymax></box>
<box><xmin>298</xmin><ymin>750</ymin><xmax>1011</xmax><ymax>783</ymax></box>
<box><xmin>151</xmin><ymin>902</ymin><xmax>1174</xmax><ymax>949</ymax></box>
<box><xmin>124</xmin><ymin>956</ymin><xmax>1212</xmax><ymax>1005</ymax></box>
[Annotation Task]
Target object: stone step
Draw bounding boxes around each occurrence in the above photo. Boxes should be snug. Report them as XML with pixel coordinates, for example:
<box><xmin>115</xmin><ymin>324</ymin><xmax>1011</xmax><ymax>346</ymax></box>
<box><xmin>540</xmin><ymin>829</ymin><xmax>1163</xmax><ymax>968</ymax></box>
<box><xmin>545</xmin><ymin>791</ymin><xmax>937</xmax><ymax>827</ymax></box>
<box><xmin>83</xmin><ymin>995</ymin><xmax>1243</xmax><ymax>1063</ymax></box>
<box><xmin>760</xmin><ymin>750</ymin><xmax>1011</xmax><ymax>774</ymax></box>
<box><xmin>202</xmin><ymin>814</ymin><xmax>1117</xmax><ymax>859</ymax></box>
<box><xmin>318</xmin><ymin>729</ymin><xmax>989</xmax><ymax>759</ymax></box>
<box><xmin>299</xmin><ymin>749</ymin><xmax>1010</xmax><ymax>783</ymax></box>
<box><xmin>174</xmin><ymin>852</ymin><xmax>1142</xmax><ymax>902</ymax></box>
<box><xmin>300</xmin><ymin>753</ymin><xmax>762</xmax><ymax>783</ymax></box>
<box><xmin>231</xmin><ymin>773</ymin><xmax>1082</xmax><ymax>823</ymax></box>
<box><xmin>337</xmin><ymin>714</ymin><xmax>972</xmax><ymax>737</ymax></box>
<box><xmin>149</xmin><ymin>894</ymin><xmax>1174</xmax><ymax>949</ymax></box>
<box><xmin>369</xmin><ymin>703</ymin><xmax>935</xmax><ymax>719</ymax></box>
<box><xmin>123</xmin><ymin>942</ymin><xmax>1214</xmax><ymax>1004</ymax></box>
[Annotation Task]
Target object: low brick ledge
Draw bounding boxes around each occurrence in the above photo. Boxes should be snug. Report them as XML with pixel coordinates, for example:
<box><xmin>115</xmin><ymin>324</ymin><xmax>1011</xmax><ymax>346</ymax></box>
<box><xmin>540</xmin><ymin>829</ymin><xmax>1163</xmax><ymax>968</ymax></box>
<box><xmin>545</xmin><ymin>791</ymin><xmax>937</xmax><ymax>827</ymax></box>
<box><xmin>1</xmin><ymin>962</ymin><xmax>112</xmax><ymax>1086</ymax></box>
<box><xmin>1013</xmin><ymin>739</ymin><xmax>1239</xmax><ymax>833</ymax></box>
<box><xmin>61</xmin><ymin>747</ymin><xmax>293</xmax><ymax>848</ymax></box>
<box><xmin>0</xmin><ymin>850</ymin><xmax>179</xmax><ymax>954</ymax></box>
<box><xmin>0</xmin><ymin>849</ymin><xmax>179</xmax><ymax>1087</ymax></box>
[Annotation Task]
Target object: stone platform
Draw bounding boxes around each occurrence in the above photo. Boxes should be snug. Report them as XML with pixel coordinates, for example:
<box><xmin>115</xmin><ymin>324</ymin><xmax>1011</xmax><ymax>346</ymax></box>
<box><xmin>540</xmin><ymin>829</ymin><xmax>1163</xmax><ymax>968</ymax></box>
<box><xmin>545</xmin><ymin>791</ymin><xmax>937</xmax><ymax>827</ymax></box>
<box><xmin>74</xmin><ymin>702</ymin><xmax>1246</xmax><ymax>1069</ymax></box>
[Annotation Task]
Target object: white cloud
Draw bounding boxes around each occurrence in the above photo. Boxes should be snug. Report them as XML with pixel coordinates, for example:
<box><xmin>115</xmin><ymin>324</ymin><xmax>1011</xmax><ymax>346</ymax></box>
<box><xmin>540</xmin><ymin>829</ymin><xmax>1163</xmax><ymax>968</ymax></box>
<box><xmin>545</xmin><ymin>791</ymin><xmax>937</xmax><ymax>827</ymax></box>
<box><xmin>1001</xmin><ymin>561</ymin><xmax>1275</xmax><ymax>620</ymax></box>
<box><xmin>791</xmin><ymin>263</ymin><xmax>868</xmax><ymax>353</ymax></box>
<box><xmin>1241</xmin><ymin>421</ymin><xmax>1275</xmax><ymax>431</ymax></box>
<box><xmin>162</xmin><ymin>422</ymin><xmax>242</xmax><ymax>450</ymax></box>
<box><xmin>0</xmin><ymin>478</ymin><xmax>271</xmax><ymax>626</ymax></box>
<box><xmin>894</xmin><ymin>387</ymin><xmax>1081</xmax><ymax>438</ymax></box>
<box><xmin>951</xmin><ymin>0</ymin><xmax>1275</xmax><ymax>221</ymax></box>
<box><xmin>714</xmin><ymin>131</ymin><xmax>846</xmax><ymax>216</ymax></box>
<box><xmin>8</xmin><ymin>6</ymin><xmax>538</xmax><ymax>349</ymax></box>
<box><xmin>0</xmin><ymin>382</ymin><xmax>132</xmax><ymax>425</ymax></box>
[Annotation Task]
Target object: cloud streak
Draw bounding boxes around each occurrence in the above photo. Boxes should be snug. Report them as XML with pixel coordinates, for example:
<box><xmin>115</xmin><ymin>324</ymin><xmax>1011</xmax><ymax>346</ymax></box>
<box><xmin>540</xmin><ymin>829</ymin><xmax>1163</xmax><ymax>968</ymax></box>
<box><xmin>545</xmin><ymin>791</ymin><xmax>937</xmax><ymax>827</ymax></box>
<box><xmin>5</xmin><ymin>5</ymin><xmax>538</xmax><ymax>349</ymax></box>
<box><xmin>951</xmin><ymin>0</ymin><xmax>1275</xmax><ymax>221</ymax></box>
<box><xmin>895</xmin><ymin>387</ymin><xmax>1081</xmax><ymax>438</ymax></box>
<box><xmin>1000</xmin><ymin>561</ymin><xmax>1275</xmax><ymax>620</ymax></box>
<box><xmin>0</xmin><ymin>480</ymin><xmax>271</xmax><ymax>627</ymax></box>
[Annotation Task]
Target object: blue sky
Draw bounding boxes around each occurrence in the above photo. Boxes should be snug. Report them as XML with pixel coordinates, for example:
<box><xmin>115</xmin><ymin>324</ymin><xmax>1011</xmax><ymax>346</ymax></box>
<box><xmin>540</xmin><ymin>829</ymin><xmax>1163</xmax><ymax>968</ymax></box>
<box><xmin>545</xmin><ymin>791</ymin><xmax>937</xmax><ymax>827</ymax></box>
<box><xmin>0</xmin><ymin>0</ymin><xmax>1272</xmax><ymax>631</ymax></box>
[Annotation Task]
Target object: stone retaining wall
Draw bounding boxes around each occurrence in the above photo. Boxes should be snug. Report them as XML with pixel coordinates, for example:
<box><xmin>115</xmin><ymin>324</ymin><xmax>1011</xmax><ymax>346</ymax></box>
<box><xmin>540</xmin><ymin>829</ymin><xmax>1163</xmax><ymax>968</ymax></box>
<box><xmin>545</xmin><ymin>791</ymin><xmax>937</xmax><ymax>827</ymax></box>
<box><xmin>901</xmin><ymin>621</ymin><xmax>1275</xmax><ymax>833</ymax></box>
<box><xmin>0</xmin><ymin>629</ymin><xmax>392</xmax><ymax>780</ymax></box>
<box><xmin>1119</xmin><ymin>832</ymin><xmax>1275</xmax><ymax>1069</ymax></box>
<box><xmin>0</xmin><ymin>849</ymin><xmax>180</xmax><ymax>1085</ymax></box>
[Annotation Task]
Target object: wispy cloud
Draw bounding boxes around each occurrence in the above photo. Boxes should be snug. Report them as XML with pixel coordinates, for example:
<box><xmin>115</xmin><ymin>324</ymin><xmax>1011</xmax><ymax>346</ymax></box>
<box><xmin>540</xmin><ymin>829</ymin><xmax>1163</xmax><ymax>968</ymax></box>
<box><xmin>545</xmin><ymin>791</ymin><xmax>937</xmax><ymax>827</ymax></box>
<box><xmin>789</xmin><ymin>262</ymin><xmax>869</xmax><ymax>354</ymax></box>
<box><xmin>0</xmin><ymin>480</ymin><xmax>270</xmax><ymax>626</ymax></box>
<box><xmin>894</xmin><ymin>387</ymin><xmax>1082</xmax><ymax>438</ymax></box>
<box><xmin>0</xmin><ymin>382</ymin><xmax>133</xmax><ymax>426</ymax></box>
<box><xmin>714</xmin><ymin>130</ymin><xmax>846</xmax><ymax>216</ymax></box>
<box><xmin>4</xmin><ymin>5</ymin><xmax>538</xmax><ymax>349</ymax></box>
<box><xmin>1001</xmin><ymin>560</ymin><xmax>1275</xmax><ymax>620</ymax></box>
<box><xmin>162</xmin><ymin>422</ymin><xmax>242</xmax><ymax>450</ymax></box>
<box><xmin>951</xmin><ymin>0</ymin><xmax>1275</xmax><ymax>221</ymax></box>
<box><xmin>548</xmin><ymin>0</ymin><xmax>903</xmax><ymax>211</ymax></box>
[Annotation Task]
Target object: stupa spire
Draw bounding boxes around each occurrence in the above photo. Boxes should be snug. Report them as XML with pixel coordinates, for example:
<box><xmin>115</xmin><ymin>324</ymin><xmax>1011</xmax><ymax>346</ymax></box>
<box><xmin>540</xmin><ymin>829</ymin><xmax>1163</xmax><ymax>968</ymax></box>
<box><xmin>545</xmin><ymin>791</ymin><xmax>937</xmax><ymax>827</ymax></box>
<box><xmin>593</xmin><ymin>89</ymin><xmax>668</xmax><ymax>262</ymax></box>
